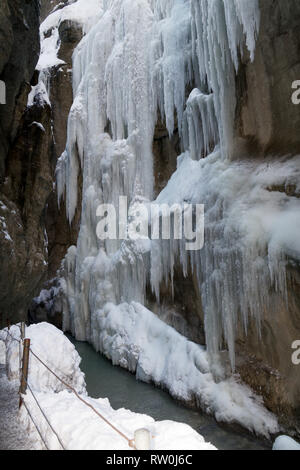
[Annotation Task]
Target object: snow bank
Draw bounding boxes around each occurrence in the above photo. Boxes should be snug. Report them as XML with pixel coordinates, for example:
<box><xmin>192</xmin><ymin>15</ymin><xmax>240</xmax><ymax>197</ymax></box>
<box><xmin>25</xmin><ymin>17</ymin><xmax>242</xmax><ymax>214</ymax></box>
<box><xmin>91</xmin><ymin>301</ymin><xmax>279</xmax><ymax>438</ymax></box>
<box><xmin>1</xmin><ymin>323</ymin><xmax>86</xmax><ymax>393</ymax></box>
<box><xmin>273</xmin><ymin>436</ymin><xmax>300</xmax><ymax>451</ymax></box>
<box><xmin>1</xmin><ymin>323</ymin><xmax>216</xmax><ymax>450</ymax></box>
<box><xmin>20</xmin><ymin>391</ymin><xmax>216</xmax><ymax>450</ymax></box>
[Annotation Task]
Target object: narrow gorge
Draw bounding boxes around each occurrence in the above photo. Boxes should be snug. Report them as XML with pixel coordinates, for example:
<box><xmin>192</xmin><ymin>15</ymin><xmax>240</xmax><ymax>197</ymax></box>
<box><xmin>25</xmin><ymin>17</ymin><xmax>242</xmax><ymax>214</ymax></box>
<box><xmin>1</xmin><ymin>0</ymin><xmax>300</xmax><ymax>446</ymax></box>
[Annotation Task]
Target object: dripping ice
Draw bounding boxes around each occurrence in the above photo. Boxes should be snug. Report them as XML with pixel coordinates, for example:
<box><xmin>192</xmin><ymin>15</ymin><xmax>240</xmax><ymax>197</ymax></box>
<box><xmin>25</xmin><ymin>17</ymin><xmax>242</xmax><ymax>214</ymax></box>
<box><xmin>54</xmin><ymin>0</ymin><xmax>300</xmax><ymax>433</ymax></box>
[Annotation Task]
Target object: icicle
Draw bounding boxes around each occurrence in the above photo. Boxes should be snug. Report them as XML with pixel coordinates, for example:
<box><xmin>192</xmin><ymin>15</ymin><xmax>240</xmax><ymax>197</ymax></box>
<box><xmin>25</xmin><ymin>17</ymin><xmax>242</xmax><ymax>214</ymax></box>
<box><xmin>56</xmin><ymin>0</ymin><xmax>269</xmax><ymax>374</ymax></box>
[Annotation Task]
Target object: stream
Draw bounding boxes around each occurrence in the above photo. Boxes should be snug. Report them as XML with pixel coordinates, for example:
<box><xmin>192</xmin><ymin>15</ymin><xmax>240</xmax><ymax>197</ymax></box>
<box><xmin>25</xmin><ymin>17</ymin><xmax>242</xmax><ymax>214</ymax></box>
<box><xmin>69</xmin><ymin>335</ymin><xmax>271</xmax><ymax>451</ymax></box>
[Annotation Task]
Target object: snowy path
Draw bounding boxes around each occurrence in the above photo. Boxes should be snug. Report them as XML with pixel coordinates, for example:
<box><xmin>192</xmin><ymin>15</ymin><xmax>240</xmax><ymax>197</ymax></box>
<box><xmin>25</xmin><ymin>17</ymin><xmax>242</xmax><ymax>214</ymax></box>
<box><xmin>0</xmin><ymin>365</ymin><xmax>34</xmax><ymax>450</ymax></box>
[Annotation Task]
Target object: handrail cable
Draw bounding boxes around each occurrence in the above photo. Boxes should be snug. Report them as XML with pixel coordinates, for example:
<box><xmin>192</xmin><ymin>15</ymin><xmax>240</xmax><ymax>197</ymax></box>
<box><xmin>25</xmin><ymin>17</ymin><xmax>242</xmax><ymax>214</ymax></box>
<box><xmin>29</xmin><ymin>347</ymin><xmax>136</xmax><ymax>449</ymax></box>
<box><xmin>4</xmin><ymin>329</ymin><xmax>64</xmax><ymax>449</ymax></box>
<box><xmin>21</xmin><ymin>399</ymin><xmax>50</xmax><ymax>450</ymax></box>
<box><xmin>3</xmin><ymin>327</ymin><xmax>136</xmax><ymax>449</ymax></box>
<box><xmin>21</xmin><ymin>373</ymin><xmax>66</xmax><ymax>450</ymax></box>
<box><xmin>4</xmin><ymin>328</ymin><xmax>74</xmax><ymax>384</ymax></box>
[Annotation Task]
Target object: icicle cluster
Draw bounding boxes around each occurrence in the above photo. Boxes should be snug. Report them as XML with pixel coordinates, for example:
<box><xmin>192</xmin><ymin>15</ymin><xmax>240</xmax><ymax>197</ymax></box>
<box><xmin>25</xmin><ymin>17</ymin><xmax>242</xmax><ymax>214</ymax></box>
<box><xmin>56</xmin><ymin>0</ymin><xmax>300</xmax><ymax>379</ymax></box>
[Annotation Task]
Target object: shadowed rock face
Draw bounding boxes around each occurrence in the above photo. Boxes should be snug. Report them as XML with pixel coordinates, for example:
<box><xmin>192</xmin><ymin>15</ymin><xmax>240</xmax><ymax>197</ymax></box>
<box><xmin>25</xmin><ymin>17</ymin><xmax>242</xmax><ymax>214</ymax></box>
<box><xmin>230</xmin><ymin>0</ymin><xmax>300</xmax><ymax>434</ymax></box>
<box><xmin>235</xmin><ymin>0</ymin><xmax>300</xmax><ymax>156</ymax></box>
<box><xmin>0</xmin><ymin>0</ymin><xmax>42</xmax><ymax>326</ymax></box>
<box><xmin>29</xmin><ymin>4</ymin><xmax>83</xmax><ymax>324</ymax></box>
<box><xmin>0</xmin><ymin>0</ymin><xmax>40</xmax><ymax>178</ymax></box>
<box><xmin>43</xmin><ymin>20</ymin><xmax>83</xmax><ymax>280</ymax></box>
<box><xmin>235</xmin><ymin>259</ymin><xmax>300</xmax><ymax>435</ymax></box>
<box><xmin>0</xmin><ymin>0</ymin><xmax>82</xmax><ymax>325</ymax></box>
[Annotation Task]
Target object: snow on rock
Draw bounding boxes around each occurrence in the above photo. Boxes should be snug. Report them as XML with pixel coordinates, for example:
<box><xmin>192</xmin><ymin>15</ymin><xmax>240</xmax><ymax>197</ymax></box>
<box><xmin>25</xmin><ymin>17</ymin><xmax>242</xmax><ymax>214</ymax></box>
<box><xmin>27</xmin><ymin>81</ymin><xmax>51</xmax><ymax>109</ymax></box>
<box><xmin>273</xmin><ymin>436</ymin><xmax>300</xmax><ymax>451</ymax></box>
<box><xmin>1</xmin><ymin>323</ymin><xmax>86</xmax><ymax>393</ymax></box>
<box><xmin>29</xmin><ymin>122</ymin><xmax>46</xmax><ymax>133</ymax></box>
<box><xmin>28</xmin><ymin>0</ymin><xmax>103</xmax><ymax>108</ymax></box>
<box><xmin>38</xmin><ymin>0</ymin><xmax>103</xmax><ymax>71</ymax></box>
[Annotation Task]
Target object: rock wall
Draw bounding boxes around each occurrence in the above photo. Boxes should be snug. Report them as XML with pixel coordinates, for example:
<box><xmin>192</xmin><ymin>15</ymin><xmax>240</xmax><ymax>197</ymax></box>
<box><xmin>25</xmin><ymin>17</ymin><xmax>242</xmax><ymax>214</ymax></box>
<box><xmin>0</xmin><ymin>0</ymin><xmax>82</xmax><ymax>326</ymax></box>
<box><xmin>43</xmin><ymin>18</ymin><xmax>83</xmax><ymax>280</ymax></box>
<box><xmin>0</xmin><ymin>0</ymin><xmax>42</xmax><ymax>326</ymax></box>
<box><xmin>235</xmin><ymin>0</ymin><xmax>300</xmax><ymax>156</ymax></box>
<box><xmin>0</xmin><ymin>0</ymin><xmax>40</xmax><ymax>177</ymax></box>
<box><xmin>29</xmin><ymin>1</ymin><xmax>84</xmax><ymax>324</ymax></box>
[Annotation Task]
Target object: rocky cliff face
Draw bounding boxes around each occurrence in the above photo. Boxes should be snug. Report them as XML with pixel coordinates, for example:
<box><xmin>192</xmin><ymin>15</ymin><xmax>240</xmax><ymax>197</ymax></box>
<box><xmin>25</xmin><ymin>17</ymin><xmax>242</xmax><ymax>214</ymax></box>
<box><xmin>28</xmin><ymin>1</ymin><xmax>84</xmax><ymax>325</ymax></box>
<box><xmin>0</xmin><ymin>0</ymin><xmax>40</xmax><ymax>177</ymax></box>
<box><xmin>0</xmin><ymin>0</ymin><xmax>42</xmax><ymax>326</ymax></box>
<box><xmin>0</xmin><ymin>0</ymin><xmax>82</xmax><ymax>326</ymax></box>
<box><xmin>42</xmin><ymin>18</ymin><xmax>83</xmax><ymax>281</ymax></box>
<box><xmin>235</xmin><ymin>0</ymin><xmax>300</xmax><ymax>156</ymax></box>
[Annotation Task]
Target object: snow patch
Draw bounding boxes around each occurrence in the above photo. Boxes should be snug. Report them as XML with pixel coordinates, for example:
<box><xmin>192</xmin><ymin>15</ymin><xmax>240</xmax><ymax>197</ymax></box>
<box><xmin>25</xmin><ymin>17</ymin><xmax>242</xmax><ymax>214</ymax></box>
<box><xmin>273</xmin><ymin>436</ymin><xmax>300</xmax><ymax>451</ymax></box>
<box><xmin>1</xmin><ymin>323</ymin><xmax>216</xmax><ymax>451</ymax></box>
<box><xmin>1</xmin><ymin>323</ymin><xmax>85</xmax><ymax>393</ymax></box>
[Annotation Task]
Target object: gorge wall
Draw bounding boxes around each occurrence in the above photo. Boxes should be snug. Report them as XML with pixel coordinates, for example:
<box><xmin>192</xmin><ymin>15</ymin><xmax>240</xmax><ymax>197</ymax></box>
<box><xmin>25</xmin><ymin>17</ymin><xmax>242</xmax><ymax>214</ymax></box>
<box><xmin>0</xmin><ymin>0</ymin><xmax>44</xmax><ymax>326</ymax></box>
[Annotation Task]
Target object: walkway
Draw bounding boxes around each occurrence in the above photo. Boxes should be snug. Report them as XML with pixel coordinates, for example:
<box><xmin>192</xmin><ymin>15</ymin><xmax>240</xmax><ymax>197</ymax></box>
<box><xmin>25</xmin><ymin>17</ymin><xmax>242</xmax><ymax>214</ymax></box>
<box><xmin>0</xmin><ymin>365</ymin><xmax>34</xmax><ymax>450</ymax></box>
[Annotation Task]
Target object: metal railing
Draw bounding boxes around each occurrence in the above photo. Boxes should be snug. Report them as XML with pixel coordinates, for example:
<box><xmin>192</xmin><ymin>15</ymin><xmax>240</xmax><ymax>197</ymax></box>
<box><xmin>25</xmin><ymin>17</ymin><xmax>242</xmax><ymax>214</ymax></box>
<box><xmin>2</xmin><ymin>325</ymin><xmax>152</xmax><ymax>450</ymax></box>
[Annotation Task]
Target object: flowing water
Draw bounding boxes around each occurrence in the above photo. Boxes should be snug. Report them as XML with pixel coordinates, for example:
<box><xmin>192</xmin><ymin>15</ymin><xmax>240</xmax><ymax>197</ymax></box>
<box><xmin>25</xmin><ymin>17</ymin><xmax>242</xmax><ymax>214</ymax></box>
<box><xmin>69</xmin><ymin>335</ymin><xmax>270</xmax><ymax>451</ymax></box>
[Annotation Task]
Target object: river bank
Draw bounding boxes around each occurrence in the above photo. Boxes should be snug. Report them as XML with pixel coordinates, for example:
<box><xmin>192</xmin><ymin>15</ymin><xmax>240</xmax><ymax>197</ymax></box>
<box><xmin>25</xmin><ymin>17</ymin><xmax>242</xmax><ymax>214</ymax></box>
<box><xmin>68</xmin><ymin>335</ymin><xmax>271</xmax><ymax>451</ymax></box>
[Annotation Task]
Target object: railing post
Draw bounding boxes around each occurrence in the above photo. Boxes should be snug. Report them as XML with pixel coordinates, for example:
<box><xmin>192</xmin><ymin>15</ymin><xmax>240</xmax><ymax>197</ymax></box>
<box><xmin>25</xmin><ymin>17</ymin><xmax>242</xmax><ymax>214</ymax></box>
<box><xmin>19</xmin><ymin>322</ymin><xmax>25</xmax><ymax>380</ymax></box>
<box><xmin>19</xmin><ymin>338</ymin><xmax>30</xmax><ymax>409</ymax></box>
<box><xmin>20</xmin><ymin>322</ymin><xmax>25</xmax><ymax>340</ymax></box>
<box><xmin>134</xmin><ymin>428</ymin><xmax>151</xmax><ymax>450</ymax></box>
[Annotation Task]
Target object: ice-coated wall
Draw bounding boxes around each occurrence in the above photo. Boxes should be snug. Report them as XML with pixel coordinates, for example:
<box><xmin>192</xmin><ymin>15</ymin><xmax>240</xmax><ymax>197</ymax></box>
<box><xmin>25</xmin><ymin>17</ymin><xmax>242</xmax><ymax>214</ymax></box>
<box><xmin>55</xmin><ymin>0</ymin><xmax>300</xmax><ymax>427</ymax></box>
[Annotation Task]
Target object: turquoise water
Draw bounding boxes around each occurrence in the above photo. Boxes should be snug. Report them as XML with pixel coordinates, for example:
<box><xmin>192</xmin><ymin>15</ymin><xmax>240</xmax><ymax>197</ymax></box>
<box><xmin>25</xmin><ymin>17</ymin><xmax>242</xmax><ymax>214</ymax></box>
<box><xmin>69</xmin><ymin>335</ymin><xmax>270</xmax><ymax>451</ymax></box>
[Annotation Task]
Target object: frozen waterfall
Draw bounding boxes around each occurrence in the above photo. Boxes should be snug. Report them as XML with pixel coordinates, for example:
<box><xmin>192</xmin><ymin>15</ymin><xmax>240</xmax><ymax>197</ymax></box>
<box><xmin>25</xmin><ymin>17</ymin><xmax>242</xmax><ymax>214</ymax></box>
<box><xmin>54</xmin><ymin>0</ymin><xmax>300</xmax><ymax>434</ymax></box>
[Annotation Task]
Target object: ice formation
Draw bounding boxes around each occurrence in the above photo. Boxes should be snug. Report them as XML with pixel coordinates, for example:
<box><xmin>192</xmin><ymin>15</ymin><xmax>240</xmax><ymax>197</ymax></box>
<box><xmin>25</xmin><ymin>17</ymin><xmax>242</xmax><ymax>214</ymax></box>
<box><xmin>0</xmin><ymin>324</ymin><xmax>216</xmax><ymax>451</ymax></box>
<box><xmin>154</xmin><ymin>152</ymin><xmax>300</xmax><ymax>371</ymax></box>
<box><xmin>53</xmin><ymin>0</ymin><xmax>300</xmax><ymax>434</ymax></box>
<box><xmin>273</xmin><ymin>436</ymin><xmax>300</xmax><ymax>451</ymax></box>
